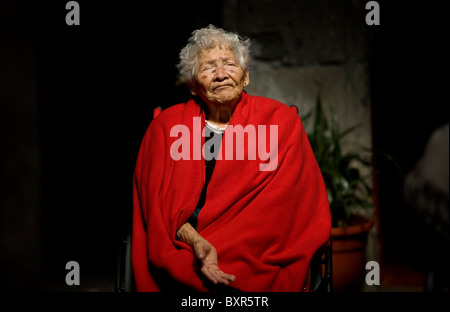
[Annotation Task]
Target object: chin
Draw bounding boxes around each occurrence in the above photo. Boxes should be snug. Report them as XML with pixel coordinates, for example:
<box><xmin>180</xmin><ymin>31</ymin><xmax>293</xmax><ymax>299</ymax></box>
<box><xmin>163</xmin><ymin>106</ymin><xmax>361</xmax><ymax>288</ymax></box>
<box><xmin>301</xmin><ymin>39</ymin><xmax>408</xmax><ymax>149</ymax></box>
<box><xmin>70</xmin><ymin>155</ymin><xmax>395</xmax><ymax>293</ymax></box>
<box><xmin>211</xmin><ymin>90</ymin><xmax>242</xmax><ymax>105</ymax></box>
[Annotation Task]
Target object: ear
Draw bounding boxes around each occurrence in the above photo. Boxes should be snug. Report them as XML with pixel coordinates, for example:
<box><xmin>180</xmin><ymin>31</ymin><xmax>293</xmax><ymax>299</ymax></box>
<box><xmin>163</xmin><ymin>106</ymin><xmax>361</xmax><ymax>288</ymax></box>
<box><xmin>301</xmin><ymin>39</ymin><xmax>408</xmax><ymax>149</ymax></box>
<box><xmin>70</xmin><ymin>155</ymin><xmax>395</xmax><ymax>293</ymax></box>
<box><xmin>243</xmin><ymin>71</ymin><xmax>250</xmax><ymax>87</ymax></box>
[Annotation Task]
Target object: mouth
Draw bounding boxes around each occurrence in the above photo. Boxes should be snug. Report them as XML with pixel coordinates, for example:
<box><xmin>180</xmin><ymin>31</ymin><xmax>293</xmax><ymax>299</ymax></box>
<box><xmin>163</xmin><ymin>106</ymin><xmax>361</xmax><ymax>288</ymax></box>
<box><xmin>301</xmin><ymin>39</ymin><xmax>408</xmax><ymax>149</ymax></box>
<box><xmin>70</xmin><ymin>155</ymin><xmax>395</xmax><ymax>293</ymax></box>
<box><xmin>213</xmin><ymin>85</ymin><xmax>233</xmax><ymax>91</ymax></box>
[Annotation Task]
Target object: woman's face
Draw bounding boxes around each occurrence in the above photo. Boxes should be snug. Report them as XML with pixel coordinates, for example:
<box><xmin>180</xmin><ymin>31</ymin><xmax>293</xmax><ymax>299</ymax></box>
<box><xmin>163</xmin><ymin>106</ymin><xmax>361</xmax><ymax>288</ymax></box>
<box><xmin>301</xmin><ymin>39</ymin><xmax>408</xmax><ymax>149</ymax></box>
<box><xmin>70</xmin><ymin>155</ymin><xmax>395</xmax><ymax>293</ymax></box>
<box><xmin>192</xmin><ymin>45</ymin><xmax>249</xmax><ymax>107</ymax></box>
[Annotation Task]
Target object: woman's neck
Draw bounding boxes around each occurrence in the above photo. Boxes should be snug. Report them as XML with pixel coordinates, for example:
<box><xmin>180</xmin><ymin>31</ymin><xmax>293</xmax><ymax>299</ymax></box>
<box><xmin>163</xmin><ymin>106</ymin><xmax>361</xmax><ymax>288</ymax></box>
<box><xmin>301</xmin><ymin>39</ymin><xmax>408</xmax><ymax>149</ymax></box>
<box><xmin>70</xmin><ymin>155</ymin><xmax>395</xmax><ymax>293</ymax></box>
<box><xmin>203</xmin><ymin>95</ymin><xmax>241</xmax><ymax>128</ymax></box>
<box><xmin>205</xmin><ymin>108</ymin><xmax>232</xmax><ymax>128</ymax></box>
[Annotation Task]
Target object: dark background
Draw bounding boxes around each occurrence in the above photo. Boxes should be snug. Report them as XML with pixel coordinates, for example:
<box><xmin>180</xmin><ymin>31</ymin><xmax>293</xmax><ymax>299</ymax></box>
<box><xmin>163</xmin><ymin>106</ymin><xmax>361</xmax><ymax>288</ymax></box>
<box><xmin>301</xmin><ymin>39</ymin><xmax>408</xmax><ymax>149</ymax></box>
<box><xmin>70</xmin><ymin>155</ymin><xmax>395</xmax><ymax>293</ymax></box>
<box><xmin>369</xmin><ymin>1</ymin><xmax>448</xmax><ymax>271</ymax></box>
<box><xmin>31</xmin><ymin>0</ymin><xmax>223</xmax><ymax>285</ymax></box>
<box><xmin>0</xmin><ymin>0</ymin><xmax>447</xmax><ymax>291</ymax></box>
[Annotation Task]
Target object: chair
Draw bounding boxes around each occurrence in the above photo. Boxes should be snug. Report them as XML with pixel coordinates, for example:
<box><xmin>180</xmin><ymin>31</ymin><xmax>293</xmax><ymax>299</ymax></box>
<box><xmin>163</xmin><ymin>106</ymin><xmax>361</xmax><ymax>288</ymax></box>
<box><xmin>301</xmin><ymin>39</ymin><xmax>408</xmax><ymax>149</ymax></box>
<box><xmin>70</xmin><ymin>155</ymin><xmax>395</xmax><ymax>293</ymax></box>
<box><xmin>304</xmin><ymin>239</ymin><xmax>333</xmax><ymax>292</ymax></box>
<box><xmin>115</xmin><ymin>226</ymin><xmax>135</xmax><ymax>292</ymax></box>
<box><xmin>115</xmin><ymin>231</ymin><xmax>332</xmax><ymax>292</ymax></box>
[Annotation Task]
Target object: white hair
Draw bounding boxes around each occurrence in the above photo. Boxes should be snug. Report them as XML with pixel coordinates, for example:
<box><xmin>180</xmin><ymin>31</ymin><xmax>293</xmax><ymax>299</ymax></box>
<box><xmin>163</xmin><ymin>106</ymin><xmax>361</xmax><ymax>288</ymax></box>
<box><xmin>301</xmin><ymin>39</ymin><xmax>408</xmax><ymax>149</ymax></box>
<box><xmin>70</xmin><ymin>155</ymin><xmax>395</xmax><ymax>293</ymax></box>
<box><xmin>177</xmin><ymin>25</ymin><xmax>251</xmax><ymax>89</ymax></box>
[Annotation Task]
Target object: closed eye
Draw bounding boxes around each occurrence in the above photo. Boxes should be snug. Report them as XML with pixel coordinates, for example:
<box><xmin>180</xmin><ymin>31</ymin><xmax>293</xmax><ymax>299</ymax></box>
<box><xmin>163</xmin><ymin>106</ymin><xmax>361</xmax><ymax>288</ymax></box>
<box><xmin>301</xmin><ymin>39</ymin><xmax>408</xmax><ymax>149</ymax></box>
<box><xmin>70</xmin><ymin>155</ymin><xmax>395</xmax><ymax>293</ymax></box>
<box><xmin>200</xmin><ymin>66</ymin><xmax>214</xmax><ymax>73</ymax></box>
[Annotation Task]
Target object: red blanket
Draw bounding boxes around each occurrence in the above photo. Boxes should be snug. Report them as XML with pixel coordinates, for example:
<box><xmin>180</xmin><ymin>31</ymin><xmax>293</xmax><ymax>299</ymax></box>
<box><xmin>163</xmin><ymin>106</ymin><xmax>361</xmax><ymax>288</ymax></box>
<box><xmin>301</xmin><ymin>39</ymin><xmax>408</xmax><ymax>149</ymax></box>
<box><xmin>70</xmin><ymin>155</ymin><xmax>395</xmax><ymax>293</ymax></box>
<box><xmin>132</xmin><ymin>92</ymin><xmax>331</xmax><ymax>291</ymax></box>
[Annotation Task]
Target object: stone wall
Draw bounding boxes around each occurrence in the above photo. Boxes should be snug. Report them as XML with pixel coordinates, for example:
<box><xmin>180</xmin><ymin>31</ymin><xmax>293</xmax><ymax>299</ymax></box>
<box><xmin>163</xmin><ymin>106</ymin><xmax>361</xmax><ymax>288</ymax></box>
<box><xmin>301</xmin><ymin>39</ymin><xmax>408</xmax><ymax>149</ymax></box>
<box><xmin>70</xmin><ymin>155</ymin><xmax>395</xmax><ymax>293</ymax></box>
<box><xmin>223</xmin><ymin>0</ymin><xmax>373</xmax><ymax>159</ymax></box>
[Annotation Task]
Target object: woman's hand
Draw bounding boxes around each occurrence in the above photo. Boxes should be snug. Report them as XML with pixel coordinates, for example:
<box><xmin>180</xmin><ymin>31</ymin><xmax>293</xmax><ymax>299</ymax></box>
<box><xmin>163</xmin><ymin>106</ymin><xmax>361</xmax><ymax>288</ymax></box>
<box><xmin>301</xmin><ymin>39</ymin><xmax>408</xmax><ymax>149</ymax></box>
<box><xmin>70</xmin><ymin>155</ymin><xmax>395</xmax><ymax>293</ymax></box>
<box><xmin>177</xmin><ymin>223</ymin><xmax>236</xmax><ymax>285</ymax></box>
<box><xmin>192</xmin><ymin>236</ymin><xmax>236</xmax><ymax>285</ymax></box>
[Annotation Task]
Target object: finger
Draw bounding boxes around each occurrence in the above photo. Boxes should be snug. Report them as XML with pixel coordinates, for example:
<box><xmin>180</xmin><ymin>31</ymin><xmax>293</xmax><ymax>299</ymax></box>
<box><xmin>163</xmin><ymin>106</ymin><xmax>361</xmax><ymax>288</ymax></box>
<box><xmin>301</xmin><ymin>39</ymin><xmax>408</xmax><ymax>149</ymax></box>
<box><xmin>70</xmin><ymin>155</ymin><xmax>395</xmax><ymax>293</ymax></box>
<box><xmin>201</xmin><ymin>267</ymin><xmax>218</xmax><ymax>284</ymax></box>
<box><xmin>211</xmin><ymin>270</ymin><xmax>229</xmax><ymax>285</ymax></box>
<box><xmin>208</xmin><ymin>266</ymin><xmax>227</xmax><ymax>285</ymax></box>
<box><xmin>215</xmin><ymin>269</ymin><xmax>235</xmax><ymax>284</ymax></box>
<box><xmin>219</xmin><ymin>271</ymin><xmax>236</xmax><ymax>283</ymax></box>
<box><xmin>209</xmin><ymin>266</ymin><xmax>234</xmax><ymax>285</ymax></box>
<box><xmin>207</xmin><ymin>263</ymin><xmax>235</xmax><ymax>282</ymax></box>
<box><xmin>204</xmin><ymin>264</ymin><xmax>230</xmax><ymax>285</ymax></box>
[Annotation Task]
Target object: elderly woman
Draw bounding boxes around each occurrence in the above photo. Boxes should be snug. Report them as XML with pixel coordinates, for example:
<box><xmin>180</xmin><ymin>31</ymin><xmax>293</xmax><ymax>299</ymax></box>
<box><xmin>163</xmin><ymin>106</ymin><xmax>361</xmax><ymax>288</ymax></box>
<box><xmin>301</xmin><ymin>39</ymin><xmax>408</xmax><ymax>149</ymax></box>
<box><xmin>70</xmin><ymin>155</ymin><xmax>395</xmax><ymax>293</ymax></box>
<box><xmin>132</xmin><ymin>25</ymin><xmax>331</xmax><ymax>292</ymax></box>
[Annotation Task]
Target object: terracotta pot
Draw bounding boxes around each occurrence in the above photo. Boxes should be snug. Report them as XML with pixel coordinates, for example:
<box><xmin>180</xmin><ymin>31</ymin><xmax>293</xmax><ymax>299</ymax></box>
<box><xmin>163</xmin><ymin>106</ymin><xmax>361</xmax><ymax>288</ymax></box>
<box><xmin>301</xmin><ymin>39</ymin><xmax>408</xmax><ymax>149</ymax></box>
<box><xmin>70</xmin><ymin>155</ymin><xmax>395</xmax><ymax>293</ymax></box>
<box><xmin>331</xmin><ymin>218</ymin><xmax>374</xmax><ymax>292</ymax></box>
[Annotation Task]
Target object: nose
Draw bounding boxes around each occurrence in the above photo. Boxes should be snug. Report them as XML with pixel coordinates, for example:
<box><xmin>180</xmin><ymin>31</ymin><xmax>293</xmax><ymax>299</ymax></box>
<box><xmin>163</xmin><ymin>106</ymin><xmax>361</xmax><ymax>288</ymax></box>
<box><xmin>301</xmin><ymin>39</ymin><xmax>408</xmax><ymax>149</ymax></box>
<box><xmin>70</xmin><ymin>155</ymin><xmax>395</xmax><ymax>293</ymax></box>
<box><xmin>214</xmin><ymin>64</ymin><xmax>228</xmax><ymax>82</ymax></box>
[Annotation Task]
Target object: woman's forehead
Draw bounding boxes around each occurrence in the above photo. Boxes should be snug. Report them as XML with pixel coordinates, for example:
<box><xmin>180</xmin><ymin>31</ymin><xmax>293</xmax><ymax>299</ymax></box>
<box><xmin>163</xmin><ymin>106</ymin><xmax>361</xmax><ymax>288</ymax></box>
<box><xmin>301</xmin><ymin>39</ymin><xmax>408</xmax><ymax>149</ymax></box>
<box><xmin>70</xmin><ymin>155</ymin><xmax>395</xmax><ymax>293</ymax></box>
<box><xmin>199</xmin><ymin>46</ymin><xmax>236</xmax><ymax>63</ymax></box>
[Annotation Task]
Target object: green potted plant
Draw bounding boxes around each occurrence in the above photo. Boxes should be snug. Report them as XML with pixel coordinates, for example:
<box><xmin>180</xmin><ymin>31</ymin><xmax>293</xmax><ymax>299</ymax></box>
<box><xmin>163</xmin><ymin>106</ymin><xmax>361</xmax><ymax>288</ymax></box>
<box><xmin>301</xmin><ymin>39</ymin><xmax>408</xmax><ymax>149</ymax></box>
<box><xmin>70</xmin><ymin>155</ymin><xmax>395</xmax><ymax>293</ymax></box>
<box><xmin>304</xmin><ymin>96</ymin><xmax>375</xmax><ymax>291</ymax></box>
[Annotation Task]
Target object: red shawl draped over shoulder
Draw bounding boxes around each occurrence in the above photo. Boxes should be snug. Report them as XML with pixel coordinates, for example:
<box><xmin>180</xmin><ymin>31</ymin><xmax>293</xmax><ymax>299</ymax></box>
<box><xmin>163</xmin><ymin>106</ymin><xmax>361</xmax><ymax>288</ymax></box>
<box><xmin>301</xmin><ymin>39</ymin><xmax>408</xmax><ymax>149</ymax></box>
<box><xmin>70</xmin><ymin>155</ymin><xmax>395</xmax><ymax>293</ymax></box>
<box><xmin>132</xmin><ymin>92</ymin><xmax>331</xmax><ymax>292</ymax></box>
